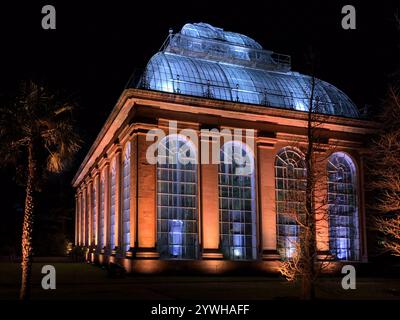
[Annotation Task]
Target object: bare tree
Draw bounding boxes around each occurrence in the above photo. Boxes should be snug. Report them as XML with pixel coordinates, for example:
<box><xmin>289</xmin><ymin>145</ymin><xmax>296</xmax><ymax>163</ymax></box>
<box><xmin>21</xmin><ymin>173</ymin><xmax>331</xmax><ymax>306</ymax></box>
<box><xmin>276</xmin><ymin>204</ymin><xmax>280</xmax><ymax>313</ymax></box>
<box><xmin>367</xmin><ymin>86</ymin><xmax>400</xmax><ymax>256</ymax></box>
<box><xmin>278</xmin><ymin>66</ymin><xmax>335</xmax><ymax>299</ymax></box>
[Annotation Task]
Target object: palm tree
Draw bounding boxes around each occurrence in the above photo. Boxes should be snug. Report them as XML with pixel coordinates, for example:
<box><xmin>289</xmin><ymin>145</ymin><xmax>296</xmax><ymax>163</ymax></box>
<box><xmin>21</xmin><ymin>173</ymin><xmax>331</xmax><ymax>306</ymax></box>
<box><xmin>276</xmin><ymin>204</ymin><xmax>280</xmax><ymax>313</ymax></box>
<box><xmin>0</xmin><ymin>80</ymin><xmax>81</xmax><ymax>300</ymax></box>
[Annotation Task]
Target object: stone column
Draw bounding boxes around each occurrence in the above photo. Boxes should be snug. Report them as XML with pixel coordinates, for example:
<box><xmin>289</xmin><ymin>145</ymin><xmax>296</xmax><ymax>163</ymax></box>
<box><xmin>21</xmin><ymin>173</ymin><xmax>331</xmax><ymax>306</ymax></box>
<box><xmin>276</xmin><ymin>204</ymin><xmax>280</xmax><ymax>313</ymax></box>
<box><xmin>114</xmin><ymin>148</ymin><xmax>122</xmax><ymax>254</ymax></box>
<box><xmin>79</xmin><ymin>190</ymin><xmax>83</xmax><ymax>246</ymax></box>
<box><xmin>87</xmin><ymin>180</ymin><xmax>93</xmax><ymax>246</ymax></box>
<box><xmin>314</xmin><ymin>151</ymin><xmax>330</xmax><ymax>257</ymax></box>
<box><xmin>75</xmin><ymin>193</ymin><xmax>79</xmax><ymax>246</ymax></box>
<box><xmin>82</xmin><ymin>185</ymin><xmax>87</xmax><ymax>246</ymax></box>
<box><xmin>103</xmin><ymin>161</ymin><xmax>110</xmax><ymax>253</ymax></box>
<box><xmin>258</xmin><ymin>140</ymin><xmax>280</xmax><ymax>260</ymax></box>
<box><xmin>93</xmin><ymin>172</ymin><xmax>100</xmax><ymax>249</ymax></box>
<box><xmin>136</xmin><ymin>132</ymin><xmax>158</xmax><ymax>258</ymax></box>
<box><xmin>129</xmin><ymin>135</ymin><xmax>137</xmax><ymax>254</ymax></box>
<box><xmin>200</xmin><ymin>132</ymin><xmax>222</xmax><ymax>259</ymax></box>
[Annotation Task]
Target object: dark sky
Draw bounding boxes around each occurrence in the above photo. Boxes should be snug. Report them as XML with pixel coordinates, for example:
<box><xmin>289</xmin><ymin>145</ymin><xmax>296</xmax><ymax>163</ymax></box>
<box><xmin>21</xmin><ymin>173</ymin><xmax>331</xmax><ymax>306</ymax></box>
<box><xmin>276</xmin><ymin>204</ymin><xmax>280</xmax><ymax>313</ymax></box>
<box><xmin>1</xmin><ymin>0</ymin><xmax>398</xmax><ymax>147</ymax></box>
<box><xmin>0</xmin><ymin>0</ymin><xmax>398</xmax><ymax>248</ymax></box>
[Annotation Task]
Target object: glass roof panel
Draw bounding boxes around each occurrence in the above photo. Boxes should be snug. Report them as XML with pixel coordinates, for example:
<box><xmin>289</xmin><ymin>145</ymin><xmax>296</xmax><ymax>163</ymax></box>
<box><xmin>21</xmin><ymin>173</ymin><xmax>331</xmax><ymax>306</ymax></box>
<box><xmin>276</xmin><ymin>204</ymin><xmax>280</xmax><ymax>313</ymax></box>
<box><xmin>139</xmin><ymin>23</ymin><xmax>359</xmax><ymax>118</ymax></box>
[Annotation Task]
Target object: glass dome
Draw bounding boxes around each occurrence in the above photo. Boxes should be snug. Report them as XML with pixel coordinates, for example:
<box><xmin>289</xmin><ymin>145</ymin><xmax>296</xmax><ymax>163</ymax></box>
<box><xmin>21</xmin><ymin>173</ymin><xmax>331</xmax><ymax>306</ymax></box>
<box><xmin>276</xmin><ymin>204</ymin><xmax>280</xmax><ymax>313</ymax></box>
<box><xmin>139</xmin><ymin>23</ymin><xmax>359</xmax><ymax>118</ymax></box>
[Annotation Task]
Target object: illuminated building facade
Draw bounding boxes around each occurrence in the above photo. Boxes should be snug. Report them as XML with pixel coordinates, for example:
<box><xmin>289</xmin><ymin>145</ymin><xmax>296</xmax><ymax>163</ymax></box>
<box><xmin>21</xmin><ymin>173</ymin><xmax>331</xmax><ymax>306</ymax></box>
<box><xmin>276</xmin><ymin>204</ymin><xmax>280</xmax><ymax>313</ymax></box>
<box><xmin>72</xmin><ymin>23</ymin><xmax>377</xmax><ymax>274</ymax></box>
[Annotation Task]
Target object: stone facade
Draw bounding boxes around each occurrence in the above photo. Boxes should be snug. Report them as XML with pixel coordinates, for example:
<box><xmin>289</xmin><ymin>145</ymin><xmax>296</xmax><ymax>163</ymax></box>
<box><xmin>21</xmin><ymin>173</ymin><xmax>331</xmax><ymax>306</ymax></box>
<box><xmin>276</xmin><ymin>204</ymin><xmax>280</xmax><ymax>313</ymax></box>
<box><xmin>72</xmin><ymin>89</ymin><xmax>377</xmax><ymax>274</ymax></box>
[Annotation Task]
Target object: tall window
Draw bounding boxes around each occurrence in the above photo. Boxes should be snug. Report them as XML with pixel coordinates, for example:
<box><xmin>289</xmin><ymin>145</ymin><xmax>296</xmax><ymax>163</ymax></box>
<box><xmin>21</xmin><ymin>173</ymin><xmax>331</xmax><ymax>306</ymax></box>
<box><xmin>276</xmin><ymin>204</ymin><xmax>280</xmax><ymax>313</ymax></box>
<box><xmin>99</xmin><ymin>174</ymin><xmax>105</xmax><ymax>248</ymax></box>
<box><xmin>327</xmin><ymin>152</ymin><xmax>360</xmax><ymax>260</ymax></box>
<box><xmin>219</xmin><ymin>141</ymin><xmax>257</xmax><ymax>260</ymax></box>
<box><xmin>122</xmin><ymin>143</ymin><xmax>131</xmax><ymax>252</ymax></box>
<box><xmin>275</xmin><ymin>147</ymin><xmax>306</xmax><ymax>259</ymax></box>
<box><xmin>110</xmin><ymin>160</ymin><xmax>116</xmax><ymax>250</ymax></box>
<box><xmin>92</xmin><ymin>184</ymin><xmax>97</xmax><ymax>245</ymax></box>
<box><xmin>157</xmin><ymin>134</ymin><xmax>198</xmax><ymax>259</ymax></box>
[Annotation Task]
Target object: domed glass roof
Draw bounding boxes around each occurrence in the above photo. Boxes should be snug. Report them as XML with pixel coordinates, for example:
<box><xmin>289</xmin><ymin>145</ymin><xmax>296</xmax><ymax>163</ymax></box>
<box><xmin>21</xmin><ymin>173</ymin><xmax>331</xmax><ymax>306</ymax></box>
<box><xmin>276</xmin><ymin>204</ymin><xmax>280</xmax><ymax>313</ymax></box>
<box><xmin>139</xmin><ymin>23</ymin><xmax>359</xmax><ymax>118</ymax></box>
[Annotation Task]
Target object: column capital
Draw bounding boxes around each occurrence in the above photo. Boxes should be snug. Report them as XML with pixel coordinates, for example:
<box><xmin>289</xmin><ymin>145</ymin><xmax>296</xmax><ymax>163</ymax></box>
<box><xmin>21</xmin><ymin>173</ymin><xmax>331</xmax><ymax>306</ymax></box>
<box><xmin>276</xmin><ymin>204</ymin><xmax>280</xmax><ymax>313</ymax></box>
<box><xmin>92</xmin><ymin>168</ymin><xmax>100</xmax><ymax>179</ymax></box>
<box><xmin>256</xmin><ymin>136</ymin><xmax>277</xmax><ymax>149</ymax></box>
<box><xmin>84</xmin><ymin>175</ymin><xmax>92</xmax><ymax>186</ymax></box>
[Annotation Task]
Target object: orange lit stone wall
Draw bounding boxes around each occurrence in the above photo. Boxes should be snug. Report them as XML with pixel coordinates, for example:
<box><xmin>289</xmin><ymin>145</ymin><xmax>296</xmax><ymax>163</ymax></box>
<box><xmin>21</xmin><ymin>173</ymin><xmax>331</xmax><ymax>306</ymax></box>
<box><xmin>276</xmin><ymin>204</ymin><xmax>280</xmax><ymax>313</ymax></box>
<box><xmin>136</xmin><ymin>132</ymin><xmax>158</xmax><ymax>257</ymax></box>
<box><xmin>72</xmin><ymin>89</ymin><xmax>375</xmax><ymax>273</ymax></box>
<box><xmin>114</xmin><ymin>149</ymin><xmax>122</xmax><ymax>251</ymax></box>
<box><xmin>200</xmin><ymin>133</ymin><xmax>220</xmax><ymax>258</ymax></box>
<box><xmin>102</xmin><ymin>162</ymin><xmax>110</xmax><ymax>251</ymax></box>
<box><xmin>257</xmin><ymin>140</ymin><xmax>278</xmax><ymax>259</ymax></box>
<box><xmin>314</xmin><ymin>150</ymin><xmax>330</xmax><ymax>254</ymax></box>
<box><xmin>129</xmin><ymin>134</ymin><xmax>138</xmax><ymax>251</ymax></box>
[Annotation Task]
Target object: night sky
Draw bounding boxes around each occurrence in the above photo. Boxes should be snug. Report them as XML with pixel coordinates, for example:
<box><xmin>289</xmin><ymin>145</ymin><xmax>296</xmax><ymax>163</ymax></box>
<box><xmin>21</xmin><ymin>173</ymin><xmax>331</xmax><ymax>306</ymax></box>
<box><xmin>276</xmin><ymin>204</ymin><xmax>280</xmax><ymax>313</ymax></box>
<box><xmin>0</xmin><ymin>0</ymin><xmax>398</xmax><ymax>252</ymax></box>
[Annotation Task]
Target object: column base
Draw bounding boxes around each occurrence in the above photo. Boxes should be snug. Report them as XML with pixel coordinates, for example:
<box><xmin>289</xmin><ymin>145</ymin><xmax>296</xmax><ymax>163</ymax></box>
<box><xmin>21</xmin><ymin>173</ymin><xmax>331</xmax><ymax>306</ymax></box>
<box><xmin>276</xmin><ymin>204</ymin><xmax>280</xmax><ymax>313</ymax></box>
<box><xmin>202</xmin><ymin>249</ymin><xmax>223</xmax><ymax>260</ymax></box>
<box><xmin>135</xmin><ymin>247</ymin><xmax>160</xmax><ymax>259</ymax></box>
<box><xmin>317</xmin><ymin>250</ymin><xmax>335</xmax><ymax>261</ymax></box>
<box><xmin>262</xmin><ymin>249</ymin><xmax>281</xmax><ymax>260</ymax></box>
<box><xmin>125</xmin><ymin>247</ymin><xmax>135</xmax><ymax>258</ymax></box>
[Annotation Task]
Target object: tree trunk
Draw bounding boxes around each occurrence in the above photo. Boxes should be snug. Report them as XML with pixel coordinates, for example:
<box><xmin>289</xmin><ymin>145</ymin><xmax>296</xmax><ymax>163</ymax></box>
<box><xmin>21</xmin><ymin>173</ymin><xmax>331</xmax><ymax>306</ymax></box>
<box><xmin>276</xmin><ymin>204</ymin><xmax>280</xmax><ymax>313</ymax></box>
<box><xmin>19</xmin><ymin>143</ymin><xmax>36</xmax><ymax>301</ymax></box>
<box><xmin>301</xmin><ymin>75</ymin><xmax>317</xmax><ymax>300</ymax></box>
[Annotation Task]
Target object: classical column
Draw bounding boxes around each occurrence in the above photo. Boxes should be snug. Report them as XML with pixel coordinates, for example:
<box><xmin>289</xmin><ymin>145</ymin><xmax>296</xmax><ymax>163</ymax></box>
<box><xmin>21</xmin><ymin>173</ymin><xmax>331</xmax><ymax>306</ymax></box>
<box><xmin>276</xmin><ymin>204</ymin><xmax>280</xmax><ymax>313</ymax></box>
<box><xmin>314</xmin><ymin>150</ymin><xmax>330</xmax><ymax>257</ymax></box>
<box><xmin>81</xmin><ymin>185</ymin><xmax>86</xmax><ymax>246</ymax></box>
<box><xmin>129</xmin><ymin>135</ymin><xmax>137</xmax><ymax>254</ymax></box>
<box><xmin>79</xmin><ymin>190</ymin><xmax>83</xmax><ymax>246</ymax></box>
<box><xmin>114</xmin><ymin>147</ymin><xmax>122</xmax><ymax>254</ymax></box>
<box><xmin>76</xmin><ymin>192</ymin><xmax>80</xmax><ymax>246</ymax></box>
<box><xmin>201</xmin><ymin>131</ymin><xmax>222</xmax><ymax>259</ymax></box>
<box><xmin>93</xmin><ymin>171</ymin><xmax>100</xmax><ymax>249</ymax></box>
<box><xmin>87</xmin><ymin>180</ymin><xmax>93</xmax><ymax>246</ymax></box>
<box><xmin>103</xmin><ymin>161</ymin><xmax>110</xmax><ymax>253</ymax></box>
<box><xmin>258</xmin><ymin>140</ymin><xmax>280</xmax><ymax>260</ymax></box>
<box><xmin>136</xmin><ymin>132</ymin><xmax>158</xmax><ymax>258</ymax></box>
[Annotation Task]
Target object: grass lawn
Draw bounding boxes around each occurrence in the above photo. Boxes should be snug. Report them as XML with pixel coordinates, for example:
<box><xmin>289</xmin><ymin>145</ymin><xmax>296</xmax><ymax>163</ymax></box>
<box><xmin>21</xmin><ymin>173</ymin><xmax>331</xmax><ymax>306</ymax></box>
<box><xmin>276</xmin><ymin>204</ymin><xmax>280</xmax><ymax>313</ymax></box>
<box><xmin>1</xmin><ymin>262</ymin><xmax>400</xmax><ymax>300</ymax></box>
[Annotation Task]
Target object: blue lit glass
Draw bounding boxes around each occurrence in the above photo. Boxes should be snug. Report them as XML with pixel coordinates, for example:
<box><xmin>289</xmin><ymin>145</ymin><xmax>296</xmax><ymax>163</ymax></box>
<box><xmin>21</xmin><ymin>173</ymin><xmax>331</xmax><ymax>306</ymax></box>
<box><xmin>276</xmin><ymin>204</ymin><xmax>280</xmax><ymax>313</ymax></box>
<box><xmin>157</xmin><ymin>134</ymin><xmax>198</xmax><ymax>259</ymax></box>
<box><xmin>327</xmin><ymin>152</ymin><xmax>360</xmax><ymax>261</ymax></box>
<box><xmin>275</xmin><ymin>147</ymin><xmax>306</xmax><ymax>259</ymax></box>
<box><xmin>219</xmin><ymin>141</ymin><xmax>257</xmax><ymax>260</ymax></box>
<box><xmin>140</xmin><ymin>23</ymin><xmax>359</xmax><ymax>118</ymax></box>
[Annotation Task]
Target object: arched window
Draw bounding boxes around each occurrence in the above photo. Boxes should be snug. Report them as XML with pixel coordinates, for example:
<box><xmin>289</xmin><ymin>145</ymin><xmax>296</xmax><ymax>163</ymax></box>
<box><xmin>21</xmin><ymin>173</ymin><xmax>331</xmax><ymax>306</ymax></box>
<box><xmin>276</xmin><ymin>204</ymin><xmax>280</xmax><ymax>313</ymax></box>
<box><xmin>99</xmin><ymin>174</ymin><xmax>105</xmax><ymax>248</ymax></box>
<box><xmin>122</xmin><ymin>143</ymin><xmax>131</xmax><ymax>252</ymax></box>
<box><xmin>219</xmin><ymin>141</ymin><xmax>257</xmax><ymax>260</ymax></box>
<box><xmin>327</xmin><ymin>152</ymin><xmax>360</xmax><ymax>260</ymax></box>
<box><xmin>157</xmin><ymin>134</ymin><xmax>198</xmax><ymax>259</ymax></box>
<box><xmin>92</xmin><ymin>183</ymin><xmax>97</xmax><ymax>245</ymax></box>
<box><xmin>109</xmin><ymin>159</ymin><xmax>116</xmax><ymax>250</ymax></box>
<box><xmin>275</xmin><ymin>147</ymin><xmax>306</xmax><ymax>259</ymax></box>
